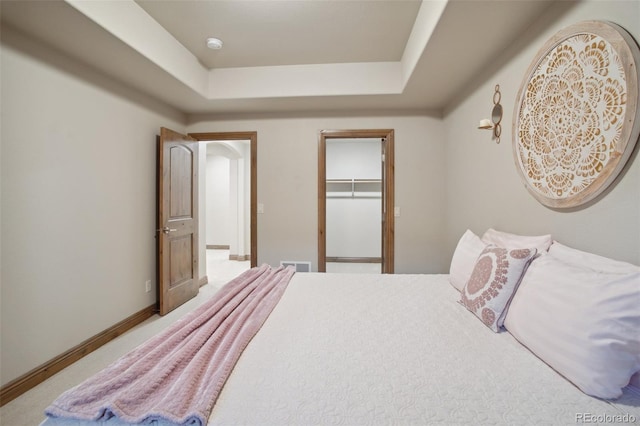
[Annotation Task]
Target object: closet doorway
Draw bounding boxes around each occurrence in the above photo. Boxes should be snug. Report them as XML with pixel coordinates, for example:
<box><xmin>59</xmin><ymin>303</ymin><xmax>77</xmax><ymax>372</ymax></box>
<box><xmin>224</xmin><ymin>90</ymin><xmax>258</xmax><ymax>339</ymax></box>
<box><xmin>318</xmin><ymin>129</ymin><xmax>394</xmax><ymax>273</ymax></box>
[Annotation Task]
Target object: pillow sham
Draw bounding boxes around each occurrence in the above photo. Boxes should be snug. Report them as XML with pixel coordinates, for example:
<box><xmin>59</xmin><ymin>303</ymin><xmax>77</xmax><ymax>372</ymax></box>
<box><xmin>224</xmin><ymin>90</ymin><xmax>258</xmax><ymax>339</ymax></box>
<box><xmin>482</xmin><ymin>228</ymin><xmax>552</xmax><ymax>252</ymax></box>
<box><xmin>504</xmin><ymin>254</ymin><xmax>640</xmax><ymax>399</ymax></box>
<box><xmin>460</xmin><ymin>245</ymin><xmax>537</xmax><ymax>332</ymax></box>
<box><xmin>449</xmin><ymin>230</ymin><xmax>488</xmax><ymax>292</ymax></box>
<box><xmin>549</xmin><ymin>241</ymin><xmax>640</xmax><ymax>275</ymax></box>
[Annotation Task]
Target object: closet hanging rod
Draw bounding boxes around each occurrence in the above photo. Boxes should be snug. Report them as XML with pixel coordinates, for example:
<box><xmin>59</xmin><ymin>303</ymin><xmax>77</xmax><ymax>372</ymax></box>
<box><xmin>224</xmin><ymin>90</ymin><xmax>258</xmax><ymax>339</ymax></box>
<box><xmin>326</xmin><ymin>178</ymin><xmax>381</xmax><ymax>183</ymax></box>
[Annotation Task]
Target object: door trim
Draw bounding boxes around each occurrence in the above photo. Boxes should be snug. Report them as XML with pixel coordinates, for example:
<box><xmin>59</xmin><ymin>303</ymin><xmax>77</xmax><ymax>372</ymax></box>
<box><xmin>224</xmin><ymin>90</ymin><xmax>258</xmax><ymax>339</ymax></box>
<box><xmin>188</xmin><ymin>131</ymin><xmax>258</xmax><ymax>268</ymax></box>
<box><xmin>318</xmin><ymin>129</ymin><xmax>394</xmax><ymax>273</ymax></box>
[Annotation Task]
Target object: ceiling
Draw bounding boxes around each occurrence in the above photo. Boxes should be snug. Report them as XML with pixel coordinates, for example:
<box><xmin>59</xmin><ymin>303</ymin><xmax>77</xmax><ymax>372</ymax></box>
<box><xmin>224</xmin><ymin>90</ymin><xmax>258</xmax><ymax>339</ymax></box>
<box><xmin>1</xmin><ymin>0</ymin><xmax>562</xmax><ymax>115</ymax></box>
<box><xmin>136</xmin><ymin>0</ymin><xmax>422</xmax><ymax>69</ymax></box>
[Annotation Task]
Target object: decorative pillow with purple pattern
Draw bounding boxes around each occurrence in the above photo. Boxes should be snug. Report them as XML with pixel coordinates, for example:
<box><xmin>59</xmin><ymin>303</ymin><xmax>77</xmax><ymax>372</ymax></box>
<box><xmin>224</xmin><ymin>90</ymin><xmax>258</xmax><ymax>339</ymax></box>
<box><xmin>460</xmin><ymin>245</ymin><xmax>537</xmax><ymax>332</ymax></box>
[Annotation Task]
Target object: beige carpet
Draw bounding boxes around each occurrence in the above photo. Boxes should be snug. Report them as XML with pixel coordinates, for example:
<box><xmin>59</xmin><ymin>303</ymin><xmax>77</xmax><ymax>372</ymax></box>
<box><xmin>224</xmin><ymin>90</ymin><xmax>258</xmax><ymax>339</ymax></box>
<box><xmin>0</xmin><ymin>250</ymin><xmax>249</xmax><ymax>426</ymax></box>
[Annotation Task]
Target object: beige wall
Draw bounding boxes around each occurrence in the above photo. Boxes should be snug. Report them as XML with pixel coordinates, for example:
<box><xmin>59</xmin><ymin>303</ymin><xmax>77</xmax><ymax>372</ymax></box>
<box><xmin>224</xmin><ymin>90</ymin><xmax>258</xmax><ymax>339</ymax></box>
<box><xmin>188</xmin><ymin>113</ymin><xmax>447</xmax><ymax>274</ymax></box>
<box><xmin>443</xmin><ymin>0</ymin><xmax>640</xmax><ymax>265</ymax></box>
<box><xmin>0</xmin><ymin>27</ymin><xmax>186</xmax><ymax>385</ymax></box>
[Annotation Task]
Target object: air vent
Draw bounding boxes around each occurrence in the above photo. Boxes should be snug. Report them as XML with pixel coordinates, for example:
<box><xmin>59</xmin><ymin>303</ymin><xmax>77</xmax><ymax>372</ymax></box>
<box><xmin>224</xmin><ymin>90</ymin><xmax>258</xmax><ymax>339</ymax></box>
<box><xmin>280</xmin><ymin>261</ymin><xmax>311</xmax><ymax>272</ymax></box>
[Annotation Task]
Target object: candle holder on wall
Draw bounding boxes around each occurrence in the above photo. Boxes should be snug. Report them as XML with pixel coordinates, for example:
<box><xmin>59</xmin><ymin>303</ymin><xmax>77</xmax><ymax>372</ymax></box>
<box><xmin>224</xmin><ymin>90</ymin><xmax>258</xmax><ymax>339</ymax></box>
<box><xmin>491</xmin><ymin>84</ymin><xmax>502</xmax><ymax>144</ymax></box>
<box><xmin>478</xmin><ymin>84</ymin><xmax>503</xmax><ymax>144</ymax></box>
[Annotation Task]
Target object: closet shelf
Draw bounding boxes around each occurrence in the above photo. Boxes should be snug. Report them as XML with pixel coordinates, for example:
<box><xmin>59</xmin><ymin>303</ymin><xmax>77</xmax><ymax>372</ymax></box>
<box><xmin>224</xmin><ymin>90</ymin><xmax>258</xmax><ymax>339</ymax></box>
<box><xmin>326</xmin><ymin>178</ymin><xmax>382</xmax><ymax>199</ymax></box>
<box><xmin>327</xmin><ymin>179</ymin><xmax>381</xmax><ymax>183</ymax></box>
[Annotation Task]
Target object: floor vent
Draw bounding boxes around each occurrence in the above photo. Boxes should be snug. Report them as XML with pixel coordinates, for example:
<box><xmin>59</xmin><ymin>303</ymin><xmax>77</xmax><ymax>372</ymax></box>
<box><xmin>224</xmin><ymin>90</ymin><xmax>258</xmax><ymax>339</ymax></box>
<box><xmin>280</xmin><ymin>261</ymin><xmax>311</xmax><ymax>272</ymax></box>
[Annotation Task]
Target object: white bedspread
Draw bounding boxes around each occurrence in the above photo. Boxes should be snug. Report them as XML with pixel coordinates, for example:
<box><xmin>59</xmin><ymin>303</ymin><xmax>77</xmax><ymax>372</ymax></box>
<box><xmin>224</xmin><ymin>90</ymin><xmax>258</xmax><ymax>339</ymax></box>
<box><xmin>210</xmin><ymin>272</ymin><xmax>640</xmax><ymax>425</ymax></box>
<box><xmin>43</xmin><ymin>272</ymin><xmax>640</xmax><ymax>425</ymax></box>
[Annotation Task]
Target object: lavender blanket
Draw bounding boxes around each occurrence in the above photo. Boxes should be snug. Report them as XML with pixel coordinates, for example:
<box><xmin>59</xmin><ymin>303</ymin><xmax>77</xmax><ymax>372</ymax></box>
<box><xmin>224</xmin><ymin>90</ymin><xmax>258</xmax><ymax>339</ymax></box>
<box><xmin>45</xmin><ymin>265</ymin><xmax>294</xmax><ymax>426</ymax></box>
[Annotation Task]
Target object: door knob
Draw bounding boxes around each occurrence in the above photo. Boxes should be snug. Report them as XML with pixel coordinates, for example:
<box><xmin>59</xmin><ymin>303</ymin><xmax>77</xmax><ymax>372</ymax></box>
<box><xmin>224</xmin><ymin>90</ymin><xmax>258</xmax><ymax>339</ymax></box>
<box><xmin>161</xmin><ymin>227</ymin><xmax>177</xmax><ymax>234</ymax></box>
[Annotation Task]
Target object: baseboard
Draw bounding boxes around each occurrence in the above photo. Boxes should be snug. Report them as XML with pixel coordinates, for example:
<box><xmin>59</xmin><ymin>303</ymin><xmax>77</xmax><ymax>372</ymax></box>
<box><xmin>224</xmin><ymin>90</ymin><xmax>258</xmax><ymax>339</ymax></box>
<box><xmin>199</xmin><ymin>275</ymin><xmax>209</xmax><ymax>287</ymax></box>
<box><xmin>229</xmin><ymin>254</ymin><xmax>250</xmax><ymax>261</ymax></box>
<box><xmin>326</xmin><ymin>256</ymin><xmax>382</xmax><ymax>264</ymax></box>
<box><xmin>0</xmin><ymin>304</ymin><xmax>157</xmax><ymax>407</ymax></box>
<box><xmin>207</xmin><ymin>245</ymin><xmax>230</xmax><ymax>250</ymax></box>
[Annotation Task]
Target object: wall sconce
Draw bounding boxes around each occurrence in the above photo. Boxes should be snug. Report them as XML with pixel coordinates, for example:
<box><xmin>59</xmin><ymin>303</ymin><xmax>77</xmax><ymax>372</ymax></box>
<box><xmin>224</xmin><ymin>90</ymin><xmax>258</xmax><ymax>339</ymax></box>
<box><xmin>478</xmin><ymin>84</ymin><xmax>503</xmax><ymax>144</ymax></box>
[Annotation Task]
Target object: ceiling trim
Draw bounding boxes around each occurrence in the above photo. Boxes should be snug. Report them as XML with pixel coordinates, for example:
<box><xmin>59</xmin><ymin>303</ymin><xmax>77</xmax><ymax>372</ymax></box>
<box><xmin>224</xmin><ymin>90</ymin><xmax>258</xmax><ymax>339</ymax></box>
<box><xmin>65</xmin><ymin>0</ymin><xmax>209</xmax><ymax>95</ymax></box>
<box><xmin>209</xmin><ymin>62</ymin><xmax>403</xmax><ymax>99</ymax></box>
<box><xmin>400</xmin><ymin>0</ymin><xmax>447</xmax><ymax>83</ymax></box>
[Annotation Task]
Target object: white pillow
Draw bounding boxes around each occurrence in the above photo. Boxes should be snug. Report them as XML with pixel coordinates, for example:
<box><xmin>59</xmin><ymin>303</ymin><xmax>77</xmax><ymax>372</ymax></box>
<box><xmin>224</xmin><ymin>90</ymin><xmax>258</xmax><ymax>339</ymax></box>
<box><xmin>504</xmin><ymin>254</ymin><xmax>640</xmax><ymax>399</ymax></box>
<box><xmin>460</xmin><ymin>245</ymin><xmax>537</xmax><ymax>332</ymax></box>
<box><xmin>482</xmin><ymin>228</ymin><xmax>552</xmax><ymax>252</ymax></box>
<box><xmin>449</xmin><ymin>230</ymin><xmax>488</xmax><ymax>291</ymax></box>
<box><xmin>549</xmin><ymin>241</ymin><xmax>640</xmax><ymax>275</ymax></box>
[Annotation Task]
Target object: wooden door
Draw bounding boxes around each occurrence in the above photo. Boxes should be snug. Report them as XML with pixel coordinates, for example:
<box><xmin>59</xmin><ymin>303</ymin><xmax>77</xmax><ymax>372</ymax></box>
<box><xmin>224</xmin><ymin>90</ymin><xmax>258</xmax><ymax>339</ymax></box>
<box><xmin>158</xmin><ymin>127</ymin><xmax>199</xmax><ymax>315</ymax></box>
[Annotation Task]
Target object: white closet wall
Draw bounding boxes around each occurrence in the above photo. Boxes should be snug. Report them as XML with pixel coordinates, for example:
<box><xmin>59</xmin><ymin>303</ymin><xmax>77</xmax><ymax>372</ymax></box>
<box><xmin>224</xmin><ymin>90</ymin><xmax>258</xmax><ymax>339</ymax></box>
<box><xmin>326</xmin><ymin>138</ymin><xmax>382</xmax><ymax>258</ymax></box>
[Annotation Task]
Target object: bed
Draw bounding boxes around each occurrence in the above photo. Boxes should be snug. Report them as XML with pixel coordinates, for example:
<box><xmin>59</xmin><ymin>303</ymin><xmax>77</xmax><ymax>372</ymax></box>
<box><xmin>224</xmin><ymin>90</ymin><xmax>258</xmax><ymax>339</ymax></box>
<box><xmin>207</xmin><ymin>272</ymin><xmax>640</xmax><ymax>425</ymax></box>
<box><xmin>42</xmin><ymin>231</ymin><xmax>640</xmax><ymax>425</ymax></box>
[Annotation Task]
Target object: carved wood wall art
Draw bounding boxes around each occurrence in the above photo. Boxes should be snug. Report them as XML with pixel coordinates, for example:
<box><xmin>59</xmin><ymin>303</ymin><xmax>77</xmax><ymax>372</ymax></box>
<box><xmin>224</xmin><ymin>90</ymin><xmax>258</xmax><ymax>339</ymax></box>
<box><xmin>513</xmin><ymin>21</ymin><xmax>640</xmax><ymax>208</ymax></box>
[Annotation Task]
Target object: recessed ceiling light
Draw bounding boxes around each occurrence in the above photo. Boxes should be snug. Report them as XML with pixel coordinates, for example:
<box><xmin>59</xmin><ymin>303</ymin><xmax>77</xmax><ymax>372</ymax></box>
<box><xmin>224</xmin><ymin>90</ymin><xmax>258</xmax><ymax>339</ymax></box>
<box><xmin>206</xmin><ymin>37</ymin><xmax>223</xmax><ymax>50</ymax></box>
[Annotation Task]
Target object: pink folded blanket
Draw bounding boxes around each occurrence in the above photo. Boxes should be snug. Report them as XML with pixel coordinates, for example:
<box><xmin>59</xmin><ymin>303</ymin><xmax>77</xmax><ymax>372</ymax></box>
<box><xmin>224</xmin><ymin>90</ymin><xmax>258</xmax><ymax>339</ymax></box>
<box><xmin>45</xmin><ymin>264</ymin><xmax>294</xmax><ymax>425</ymax></box>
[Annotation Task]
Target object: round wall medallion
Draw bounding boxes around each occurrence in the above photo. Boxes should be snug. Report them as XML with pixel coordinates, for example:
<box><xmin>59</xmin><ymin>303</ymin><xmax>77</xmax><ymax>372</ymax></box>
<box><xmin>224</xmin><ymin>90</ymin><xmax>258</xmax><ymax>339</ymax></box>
<box><xmin>513</xmin><ymin>21</ymin><xmax>640</xmax><ymax>208</ymax></box>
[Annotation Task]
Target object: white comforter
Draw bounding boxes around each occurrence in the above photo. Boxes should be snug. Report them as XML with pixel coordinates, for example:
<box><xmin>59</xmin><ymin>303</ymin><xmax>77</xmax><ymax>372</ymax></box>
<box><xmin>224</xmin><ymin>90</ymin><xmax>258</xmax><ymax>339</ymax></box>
<box><xmin>210</xmin><ymin>272</ymin><xmax>640</xmax><ymax>425</ymax></box>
